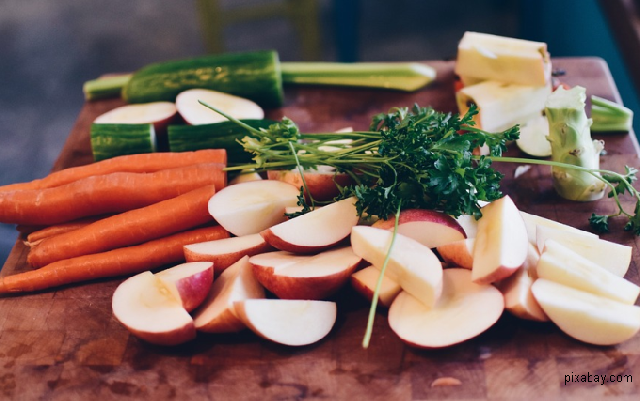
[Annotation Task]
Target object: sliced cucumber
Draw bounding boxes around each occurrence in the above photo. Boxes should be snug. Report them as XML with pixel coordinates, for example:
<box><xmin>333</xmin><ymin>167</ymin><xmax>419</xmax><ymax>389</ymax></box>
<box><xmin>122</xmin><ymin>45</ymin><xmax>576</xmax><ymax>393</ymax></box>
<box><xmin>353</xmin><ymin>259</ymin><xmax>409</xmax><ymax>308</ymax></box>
<box><xmin>90</xmin><ymin>123</ymin><xmax>156</xmax><ymax>161</ymax></box>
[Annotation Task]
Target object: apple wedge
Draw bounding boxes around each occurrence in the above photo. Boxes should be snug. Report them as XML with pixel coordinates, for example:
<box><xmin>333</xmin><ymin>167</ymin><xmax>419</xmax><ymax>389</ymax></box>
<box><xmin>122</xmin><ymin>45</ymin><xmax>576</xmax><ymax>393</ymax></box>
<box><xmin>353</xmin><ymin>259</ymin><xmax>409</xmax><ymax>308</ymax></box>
<box><xmin>112</xmin><ymin>271</ymin><xmax>196</xmax><ymax>346</ymax></box>
<box><xmin>536</xmin><ymin>239</ymin><xmax>640</xmax><ymax>305</ymax></box>
<box><xmin>250</xmin><ymin>246</ymin><xmax>362</xmax><ymax>300</ymax></box>
<box><xmin>454</xmin><ymin>214</ymin><xmax>479</xmax><ymax>239</ymax></box>
<box><xmin>261</xmin><ymin>197</ymin><xmax>360</xmax><ymax>254</ymax></box>
<box><xmin>184</xmin><ymin>233</ymin><xmax>273</xmax><ymax>275</ymax></box>
<box><xmin>436</xmin><ymin>238</ymin><xmax>475</xmax><ymax>269</ymax></box>
<box><xmin>208</xmin><ymin>180</ymin><xmax>300</xmax><ymax>237</ymax></box>
<box><xmin>229</xmin><ymin>170</ymin><xmax>263</xmax><ymax>185</ymax></box>
<box><xmin>234</xmin><ymin>299</ymin><xmax>337</xmax><ymax>346</ymax></box>
<box><xmin>155</xmin><ymin>262</ymin><xmax>214</xmax><ymax>312</ymax></box>
<box><xmin>351</xmin><ymin>264</ymin><xmax>401</xmax><ymax>307</ymax></box>
<box><xmin>535</xmin><ymin>225</ymin><xmax>631</xmax><ymax>277</ymax></box>
<box><xmin>176</xmin><ymin>89</ymin><xmax>264</xmax><ymax>125</ymax></box>
<box><xmin>472</xmin><ymin>196</ymin><xmax>528</xmax><ymax>284</ymax></box>
<box><xmin>520</xmin><ymin>211</ymin><xmax>597</xmax><ymax>245</ymax></box>
<box><xmin>267</xmin><ymin>166</ymin><xmax>354</xmax><ymax>202</ymax></box>
<box><xmin>388</xmin><ymin>268</ymin><xmax>504</xmax><ymax>348</ymax></box>
<box><xmin>350</xmin><ymin>226</ymin><xmax>443</xmax><ymax>308</ymax></box>
<box><xmin>192</xmin><ymin>256</ymin><xmax>265</xmax><ymax>333</ymax></box>
<box><xmin>371</xmin><ymin>209</ymin><xmax>466</xmax><ymax>248</ymax></box>
<box><xmin>531</xmin><ymin>278</ymin><xmax>640</xmax><ymax>346</ymax></box>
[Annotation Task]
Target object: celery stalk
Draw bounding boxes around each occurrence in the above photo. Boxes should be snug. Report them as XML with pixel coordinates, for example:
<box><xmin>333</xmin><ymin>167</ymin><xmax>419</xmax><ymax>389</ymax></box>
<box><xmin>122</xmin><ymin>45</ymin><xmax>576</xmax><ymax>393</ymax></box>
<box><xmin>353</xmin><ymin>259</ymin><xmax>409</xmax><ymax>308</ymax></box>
<box><xmin>591</xmin><ymin>95</ymin><xmax>634</xmax><ymax>132</ymax></box>
<box><xmin>545</xmin><ymin>86</ymin><xmax>606</xmax><ymax>201</ymax></box>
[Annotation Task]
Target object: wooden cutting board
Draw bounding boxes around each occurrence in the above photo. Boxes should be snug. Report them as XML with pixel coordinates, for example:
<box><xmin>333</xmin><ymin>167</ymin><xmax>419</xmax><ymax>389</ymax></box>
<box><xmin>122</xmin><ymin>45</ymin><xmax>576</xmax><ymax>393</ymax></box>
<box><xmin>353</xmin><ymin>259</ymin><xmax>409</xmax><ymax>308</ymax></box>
<box><xmin>1</xmin><ymin>58</ymin><xmax>639</xmax><ymax>400</ymax></box>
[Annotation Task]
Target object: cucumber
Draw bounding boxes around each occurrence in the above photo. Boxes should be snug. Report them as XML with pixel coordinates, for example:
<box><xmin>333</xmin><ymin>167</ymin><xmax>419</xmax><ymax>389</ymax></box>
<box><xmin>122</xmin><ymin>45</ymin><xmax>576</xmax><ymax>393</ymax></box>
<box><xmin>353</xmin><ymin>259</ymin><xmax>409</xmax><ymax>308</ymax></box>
<box><xmin>122</xmin><ymin>50</ymin><xmax>284</xmax><ymax>108</ymax></box>
<box><xmin>90</xmin><ymin>123</ymin><xmax>156</xmax><ymax>161</ymax></box>
<box><xmin>168</xmin><ymin>119</ymin><xmax>274</xmax><ymax>164</ymax></box>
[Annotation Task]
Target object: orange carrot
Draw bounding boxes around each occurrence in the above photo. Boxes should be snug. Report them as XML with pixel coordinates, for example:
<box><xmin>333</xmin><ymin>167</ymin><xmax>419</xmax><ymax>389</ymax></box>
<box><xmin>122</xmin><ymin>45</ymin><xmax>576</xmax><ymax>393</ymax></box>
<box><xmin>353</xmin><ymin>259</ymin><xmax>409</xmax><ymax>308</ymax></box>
<box><xmin>0</xmin><ymin>163</ymin><xmax>226</xmax><ymax>226</ymax></box>
<box><xmin>0</xmin><ymin>149</ymin><xmax>227</xmax><ymax>193</ymax></box>
<box><xmin>25</xmin><ymin>216</ymin><xmax>108</xmax><ymax>246</ymax></box>
<box><xmin>0</xmin><ymin>225</ymin><xmax>229</xmax><ymax>294</ymax></box>
<box><xmin>27</xmin><ymin>185</ymin><xmax>217</xmax><ymax>267</ymax></box>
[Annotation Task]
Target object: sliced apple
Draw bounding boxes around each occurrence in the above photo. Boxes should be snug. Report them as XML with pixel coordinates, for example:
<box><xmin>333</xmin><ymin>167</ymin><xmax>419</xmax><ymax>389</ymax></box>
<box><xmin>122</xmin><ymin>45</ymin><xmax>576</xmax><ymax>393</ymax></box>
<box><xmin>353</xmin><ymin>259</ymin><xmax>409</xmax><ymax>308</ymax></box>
<box><xmin>388</xmin><ymin>268</ymin><xmax>504</xmax><ymax>348</ymax></box>
<box><xmin>520</xmin><ymin>211</ymin><xmax>597</xmax><ymax>245</ymax></box>
<box><xmin>261</xmin><ymin>197</ymin><xmax>359</xmax><ymax>254</ymax></box>
<box><xmin>350</xmin><ymin>226</ymin><xmax>443</xmax><ymax>308</ymax></box>
<box><xmin>192</xmin><ymin>256</ymin><xmax>265</xmax><ymax>333</ymax></box>
<box><xmin>267</xmin><ymin>166</ymin><xmax>354</xmax><ymax>201</ymax></box>
<box><xmin>112</xmin><ymin>271</ymin><xmax>196</xmax><ymax>346</ymax></box>
<box><xmin>155</xmin><ymin>262</ymin><xmax>214</xmax><ymax>312</ymax></box>
<box><xmin>537</xmin><ymin>239</ymin><xmax>640</xmax><ymax>305</ymax></box>
<box><xmin>436</xmin><ymin>238</ymin><xmax>475</xmax><ymax>269</ymax></box>
<box><xmin>184</xmin><ymin>233</ymin><xmax>273</xmax><ymax>275</ymax></box>
<box><xmin>94</xmin><ymin>101</ymin><xmax>177</xmax><ymax>129</ymax></box>
<box><xmin>250</xmin><ymin>246</ymin><xmax>361</xmax><ymax>300</ymax></box>
<box><xmin>176</xmin><ymin>89</ymin><xmax>264</xmax><ymax>125</ymax></box>
<box><xmin>351</xmin><ymin>264</ymin><xmax>401</xmax><ymax>307</ymax></box>
<box><xmin>229</xmin><ymin>170</ymin><xmax>263</xmax><ymax>185</ymax></box>
<box><xmin>472</xmin><ymin>196</ymin><xmax>528</xmax><ymax>284</ymax></box>
<box><xmin>531</xmin><ymin>278</ymin><xmax>640</xmax><ymax>346</ymax></box>
<box><xmin>234</xmin><ymin>299</ymin><xmax>337</xmax><ymax>346</ymax></box>
<box><xmin>535</xmin><ymin>225</ymin><xmax>631</xmax><ymax>277</ymax></box>
<box><xmin>208</xmin><ymin>180</ymin><xmax>300</xmax><ymax>237</ymax></box>
<box><xmin>371</xmin><ymin>209</ymin><xmax>466</xmax><ymax>248</ymax></box>
<box><xmin>454</xmin><ymin>214</ymin><xmax>479</xmax><ymax>239</ymax></box>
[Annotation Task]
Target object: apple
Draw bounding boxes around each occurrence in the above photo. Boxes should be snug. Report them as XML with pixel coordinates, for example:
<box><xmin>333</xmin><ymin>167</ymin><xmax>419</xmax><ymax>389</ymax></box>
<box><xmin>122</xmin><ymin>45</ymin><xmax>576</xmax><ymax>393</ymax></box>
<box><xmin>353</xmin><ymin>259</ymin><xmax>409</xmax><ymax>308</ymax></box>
<box><xmin>535</xmin><ymin>225</ymin><xmax>631</xmax><ymax>277</ymax></box>
<box><xmin>184</xmin><ymin>233</ymin><xmax>273</xmax><ymax>275</ymax></box>
<box><xmin>531</xmin><ymin>278</ymin><xmax>640</xmax><ymax>346</ymax></box>
<box><xmin>387</xmin><ymin>268</ymin><xmax>504</xmax><ymax>348</ymax></box>
<box><xmin>520</xmin><ymin>211</ymin><xmax>598</xmax><ymax>245</ymax></box>
<box><xmin>472</xmin><ymin>196</ymin><xmax>528</xmax><ymax>284</ymax></box>
<box><xmin>436</xmin><ymin>238</ymin><xmax>475</xmax><ymax>269</ymax></box>
<box><xmin>350</xmin><ymin>225</ymin><xmax>443</xmax><ymax>308</ymax></box>
<box><xmin>94</xmin><ymin>101</ymin><xmax>177</xmax><ymax>130</ymax></box>
<box><xmin>155</xmin><ymin>262</ymin><xmax>214</xmax><ymax>312</ymax></box>
<box><xmin>208</xmin><ymin>180</ymin><xmax>300</xmax><ymax>237</ymax></box>
<box><xmin>175</xmin><ymin>89</ymin><xmax>264</xmax><ymax>125</ymax></box>
<box><xmin>371</xmin><ymin>209</ymin><xmax>466</xmax><ymax>248</ymax></box>
<box><xmin>229</xmin><ymin>170</ymin><xmax>263</xmax><ymax>185</ymax></box>
<box><xmin>250</xmin><ymin>246</ymin><xmax>362</xmax><ymax>300</ymax></box>
<box><xmin>112</xmin><ymin>271</ymin><xmax>196</xmax><ymax>346</ymax></box>
<box><xmin>234</xmin><ymin>299</ymin><xmax>337</xmax><ymax>346</ymax></box>
<box><xmin>350</xmin><ymin>264</ymin><xmax>401</xmax><ymax>307</ymax></box>
<box><xmin>261</xmin><ymin>197</ymin><xmax>360</xmax><ymax>254</ymax></box>
<box><xmin>192</xmin><ymin>256</ymin><xmax>265</xmax><ymax>333</ymax></box>
<box><xmin>536</xmin><ymin>239</ymin><xmax>640</xmax><ymax>305</ymax></box>
<box><xmin>454</xmin><ymin>214</ymin><xmax>479</xmax><ymax>238</ymax></box>
<box><xmin>267</xmin><ymin>166</ymin><xmax>354</xmax><ymax>202</ymax></box>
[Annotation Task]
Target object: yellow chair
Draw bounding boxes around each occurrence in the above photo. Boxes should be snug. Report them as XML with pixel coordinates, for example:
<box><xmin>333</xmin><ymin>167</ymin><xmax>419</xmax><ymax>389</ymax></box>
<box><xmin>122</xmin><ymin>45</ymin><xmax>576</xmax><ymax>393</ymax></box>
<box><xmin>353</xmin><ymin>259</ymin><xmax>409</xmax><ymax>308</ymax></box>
<box><xmin>195</xmin><ymin>0</ymin><xmax>322</xmax><ymax>61</ymax></box>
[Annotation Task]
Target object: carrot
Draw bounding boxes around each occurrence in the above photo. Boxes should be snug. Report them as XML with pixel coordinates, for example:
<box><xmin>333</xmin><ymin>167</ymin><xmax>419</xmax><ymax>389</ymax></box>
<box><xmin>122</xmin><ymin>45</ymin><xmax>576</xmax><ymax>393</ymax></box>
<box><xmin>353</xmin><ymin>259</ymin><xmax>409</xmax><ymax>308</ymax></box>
<box><xmin>25</xmin><ymin>216</ymin><xmax>108</xmax><ymax>246</ymax></box>
<box><xmin>0</xmin><ymin>149</ymin><xmax>227</xmax><ymax>193</ymax></box>
<box><xmin>0</xmin><ymin>163</ymin><xmax>226</xmax><ymax>226</ymax></box>
<box><xmin>27</xmin><ymin>185</ymin><xmax>217</xmax><ymax>267</ymax></box>
<box><xmin>0</xmin><ymin>225</ymin><xmax>229</xmax><ymax>294</ymax></box>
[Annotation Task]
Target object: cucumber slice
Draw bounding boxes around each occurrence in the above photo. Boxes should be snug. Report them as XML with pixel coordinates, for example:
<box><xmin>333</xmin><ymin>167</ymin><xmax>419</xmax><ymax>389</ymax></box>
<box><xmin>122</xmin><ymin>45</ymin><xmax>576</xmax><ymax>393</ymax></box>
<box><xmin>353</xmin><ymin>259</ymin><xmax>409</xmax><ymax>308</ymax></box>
<box><xmin>90</xmin><ymin>123</ymin><xmax>156</xmax><ymax>161</ymax></box>
<box><xmin>516</xmin><ymin>114</ymin><xmax>551</xmax><ymax>157</ymax></box>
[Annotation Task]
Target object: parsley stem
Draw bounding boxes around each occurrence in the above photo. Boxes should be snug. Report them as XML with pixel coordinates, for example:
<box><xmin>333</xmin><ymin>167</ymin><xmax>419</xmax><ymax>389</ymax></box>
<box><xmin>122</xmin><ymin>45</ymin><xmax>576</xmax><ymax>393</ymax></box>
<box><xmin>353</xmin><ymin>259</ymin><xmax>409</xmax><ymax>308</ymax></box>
<box><xmin>362</xmin><ymin>203</ymin><xmax>401</xmax><ymax>349</ymax></box>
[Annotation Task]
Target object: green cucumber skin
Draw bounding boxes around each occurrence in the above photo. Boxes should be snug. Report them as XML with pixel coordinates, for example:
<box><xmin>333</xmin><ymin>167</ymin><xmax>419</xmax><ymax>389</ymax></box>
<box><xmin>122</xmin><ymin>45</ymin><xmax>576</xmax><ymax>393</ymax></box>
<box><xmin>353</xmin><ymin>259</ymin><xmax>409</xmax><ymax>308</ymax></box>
<box><xmin>168</xmin><ymin>119</ymin><xmax>274</xmax><ymax>164</ymax></box>
<box><xmin>90</xmin><ymin>123</ymin><xmax>156</xmax><ymax>161</ymax></box>
<box><xmin>122</xmin><ymin>50</ymin><xmax>284</xmax><ymax>108</ymax></box>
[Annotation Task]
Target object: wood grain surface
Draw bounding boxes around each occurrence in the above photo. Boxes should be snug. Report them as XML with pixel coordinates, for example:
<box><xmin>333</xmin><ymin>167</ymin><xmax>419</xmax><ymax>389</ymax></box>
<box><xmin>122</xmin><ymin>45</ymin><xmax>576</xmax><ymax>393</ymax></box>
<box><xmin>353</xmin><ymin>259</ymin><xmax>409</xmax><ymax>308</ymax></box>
<box><xmin>1</xmin><ymin>58</ymin><xmax>640</xmax><ymax>400</ymax></box>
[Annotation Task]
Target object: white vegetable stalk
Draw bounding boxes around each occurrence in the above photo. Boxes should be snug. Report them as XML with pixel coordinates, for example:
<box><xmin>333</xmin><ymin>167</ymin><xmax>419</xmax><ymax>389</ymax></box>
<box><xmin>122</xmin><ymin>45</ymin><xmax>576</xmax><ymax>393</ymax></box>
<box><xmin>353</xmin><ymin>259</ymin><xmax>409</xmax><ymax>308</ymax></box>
<box><xmin>545</xmin><ymin>86</ymin><xmax>605</xmax><ymax>201</ymax></box>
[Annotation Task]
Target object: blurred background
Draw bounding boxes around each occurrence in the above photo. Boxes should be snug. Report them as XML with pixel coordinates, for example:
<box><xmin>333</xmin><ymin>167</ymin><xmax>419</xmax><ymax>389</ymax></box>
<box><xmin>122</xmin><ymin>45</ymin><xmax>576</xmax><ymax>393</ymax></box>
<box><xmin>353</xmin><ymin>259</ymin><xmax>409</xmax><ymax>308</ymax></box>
<box><xmin>1</xmin><ymin>0</ymin><xmax>637</xmax><ymax>266</ymax></box>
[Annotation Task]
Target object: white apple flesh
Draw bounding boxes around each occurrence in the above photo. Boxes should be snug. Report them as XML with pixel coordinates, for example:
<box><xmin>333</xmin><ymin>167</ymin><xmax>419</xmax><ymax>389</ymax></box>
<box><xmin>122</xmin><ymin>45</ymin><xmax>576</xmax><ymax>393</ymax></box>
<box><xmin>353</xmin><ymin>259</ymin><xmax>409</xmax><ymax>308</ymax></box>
<box><xmin>208</xmin><ymin>180</ymin><xmax>300</xmax><ymax>237</ymax></box>
<box><xmin>371</xmin><ymin>209</ymin><xmax>466</xmax><ymax>248</ymax></box>
<box><xmin>350</xmin><ymin>225</ymin><xmax>443</xmax><ymax>308</ymax></box>
<box><xmin>234</xmin><ymin>299</ymin><xmax>337</xmax><ymax>346</ymax></box>
<box><xmin>350</xmin><ymin>264</ymin><xmax>401</xmax><ymax>307</ymax></box>
<box><xmin>261</xmin><ymin>197</ymin><xmax>360</xmax><ymax>254</ymax></box>
<box><xmin>520</xmin><ymin>211</ymin><xmax>598</xmax><ymax>245</ymax></box>
<box><xmin>176</xmin><ymin>89</ymin><xmax>264</xmax><ymax>125</ymax></box>
<box><xmin>155</xmin><ymin>262</ymin><xmax>214</xmax><ymax>312</ymax></box>
<box><xmin>388</xmin><ymin>268</ymin><xmax>504</xmax><ymax>348</ymax></box>
<box><xmin>267</xmin><ymin>166</ymin><xmax>354</xmax><ymax>202</ymax></box>
<box><xmin>436</xmin><ymin>238</ymin><xmax>475</xmax><ymax>269</ymax></box>
<box><xmin>531</xmin><ymin>278</ymin><xmax>640</xmax><ymax>346</ymax></box>
<box><xmin>192</xmin><ymin>256</ymin><xmax>265</xmax><ymax>333</ymax></box>
<box><xmin>472</xmin><ymin>196</ymin><xmax>528</xmax><ymax>284</ymax></box>
<box><xmin>184</xmin><ymin>233</ymin><xmax>273</xmax><ymax>275</ymax></box>
<box><xmin>112</xmin><ymin>271</ymin><xmax>196</xmax><ymax>346</ymax></box>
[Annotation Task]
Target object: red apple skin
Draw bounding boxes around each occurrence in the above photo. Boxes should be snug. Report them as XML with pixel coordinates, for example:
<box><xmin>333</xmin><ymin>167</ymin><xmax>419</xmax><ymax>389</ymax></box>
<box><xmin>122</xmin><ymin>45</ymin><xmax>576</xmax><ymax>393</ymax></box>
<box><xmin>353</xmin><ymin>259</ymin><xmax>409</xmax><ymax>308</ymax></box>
<box><xmin>372</xmin><ymin>209</ymin><xmax>466</xmax><ymax>247</ymax></box>
<box><xmin>267</xmin><ymin>170</ymin><xmax>354</xmax><ymax>202</ymax></box>
<box><xmin>127</xmin><ymin>323</ymin><xmax>196</xmax><ymax>347</ymax></box>
<box><xmin>172</xmin><ymin>266</ymin><xmax>214</xmax><ymax>312</ymax></box>
<box><xmin>184</xmin><ymin>242</ymin><xmax>274</xmax><ymax>276</ymax></box>
<box><xmin>260</xmin><ymin>228</ymin><xmax>348</xmax><ymax>254</ymax></box>
<box><xmin>436</xmin><ymin>238</ymin><xmax>475</xmax><ymax>269</ymax></box>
